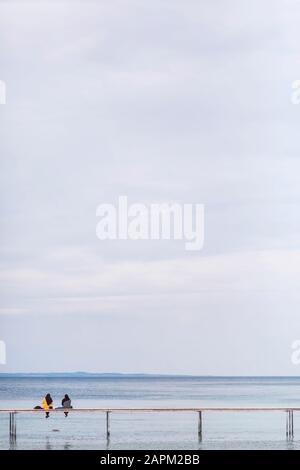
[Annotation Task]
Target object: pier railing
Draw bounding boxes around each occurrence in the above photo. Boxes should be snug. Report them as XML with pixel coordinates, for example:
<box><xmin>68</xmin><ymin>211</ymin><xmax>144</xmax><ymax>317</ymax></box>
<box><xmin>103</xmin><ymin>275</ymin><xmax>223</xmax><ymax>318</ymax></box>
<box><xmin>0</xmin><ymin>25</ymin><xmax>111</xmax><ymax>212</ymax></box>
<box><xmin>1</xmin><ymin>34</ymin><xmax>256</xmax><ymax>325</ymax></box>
<box><xmin>0</xmin><ymin>407</ymin><xmax>299</xmax><ymax>443</ymax></box>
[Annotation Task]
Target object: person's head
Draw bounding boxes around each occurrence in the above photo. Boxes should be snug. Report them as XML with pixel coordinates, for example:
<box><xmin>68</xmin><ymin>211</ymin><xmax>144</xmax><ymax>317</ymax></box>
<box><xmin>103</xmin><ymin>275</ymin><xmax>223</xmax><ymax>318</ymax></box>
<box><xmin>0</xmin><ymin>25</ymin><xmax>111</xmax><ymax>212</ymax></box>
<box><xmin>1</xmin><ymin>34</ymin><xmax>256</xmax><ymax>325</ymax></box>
<box><xmin>64</xmin><ymin>394</ymin><xmax>70</xmax><ymax>400</ymax></box>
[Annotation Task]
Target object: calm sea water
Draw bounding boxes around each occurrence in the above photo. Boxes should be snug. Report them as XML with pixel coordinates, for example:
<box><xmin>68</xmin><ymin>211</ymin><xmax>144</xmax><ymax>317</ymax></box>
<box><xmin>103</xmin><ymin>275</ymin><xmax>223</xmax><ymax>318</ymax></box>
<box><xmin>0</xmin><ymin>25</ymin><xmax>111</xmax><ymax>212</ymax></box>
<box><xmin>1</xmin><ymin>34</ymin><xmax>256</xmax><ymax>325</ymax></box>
<box><xmin>1</xmin><ymin>376</ymin><xmax>300</xmax><ymax>450</ymax></box>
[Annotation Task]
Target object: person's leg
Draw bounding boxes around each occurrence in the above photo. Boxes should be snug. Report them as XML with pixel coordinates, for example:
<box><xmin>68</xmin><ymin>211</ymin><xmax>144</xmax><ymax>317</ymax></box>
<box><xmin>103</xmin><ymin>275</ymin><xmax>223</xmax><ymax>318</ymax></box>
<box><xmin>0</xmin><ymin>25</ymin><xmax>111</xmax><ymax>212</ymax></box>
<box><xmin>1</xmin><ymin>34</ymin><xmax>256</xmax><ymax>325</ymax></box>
<box><xmin>45</xmin><ymin>412</ymin><xmax>49</xmax><ymax>418</ymax></box>
<box><xmin>64</xmin><ymin>411</ymin><xmax>68</xmax><ymax>417</ymax></box>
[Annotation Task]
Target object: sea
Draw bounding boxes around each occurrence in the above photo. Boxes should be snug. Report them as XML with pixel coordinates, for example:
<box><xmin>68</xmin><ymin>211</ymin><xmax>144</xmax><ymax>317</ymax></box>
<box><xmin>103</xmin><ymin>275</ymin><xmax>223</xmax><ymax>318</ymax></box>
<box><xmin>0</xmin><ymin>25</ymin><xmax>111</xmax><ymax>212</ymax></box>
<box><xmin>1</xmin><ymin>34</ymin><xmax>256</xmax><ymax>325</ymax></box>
<box><xmin>1</xmin><ymin>376</ymin><xmax>300</xmax><ymax>450</ymax></box>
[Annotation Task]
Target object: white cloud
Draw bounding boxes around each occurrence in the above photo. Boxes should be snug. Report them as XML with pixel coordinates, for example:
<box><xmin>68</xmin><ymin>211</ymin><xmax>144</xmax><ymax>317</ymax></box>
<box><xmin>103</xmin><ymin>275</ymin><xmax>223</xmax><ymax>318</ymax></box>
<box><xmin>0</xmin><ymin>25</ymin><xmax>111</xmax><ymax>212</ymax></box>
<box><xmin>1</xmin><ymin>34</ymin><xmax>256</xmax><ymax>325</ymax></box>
<box><xmin>1</xmin><ymin>249</ymin><xmax>300</xmax><ymax>317</ymax></box>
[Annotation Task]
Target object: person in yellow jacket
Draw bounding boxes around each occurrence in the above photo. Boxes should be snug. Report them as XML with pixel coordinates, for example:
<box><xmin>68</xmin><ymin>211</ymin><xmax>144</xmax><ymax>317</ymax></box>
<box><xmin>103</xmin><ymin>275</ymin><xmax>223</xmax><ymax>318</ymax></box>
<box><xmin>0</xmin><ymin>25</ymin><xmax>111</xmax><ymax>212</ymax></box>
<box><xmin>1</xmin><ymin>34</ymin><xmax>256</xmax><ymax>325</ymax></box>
<box><xmin>42</xmin><ymin>393</ymin><xmax>54</xmax><ymax>418</ymax></box>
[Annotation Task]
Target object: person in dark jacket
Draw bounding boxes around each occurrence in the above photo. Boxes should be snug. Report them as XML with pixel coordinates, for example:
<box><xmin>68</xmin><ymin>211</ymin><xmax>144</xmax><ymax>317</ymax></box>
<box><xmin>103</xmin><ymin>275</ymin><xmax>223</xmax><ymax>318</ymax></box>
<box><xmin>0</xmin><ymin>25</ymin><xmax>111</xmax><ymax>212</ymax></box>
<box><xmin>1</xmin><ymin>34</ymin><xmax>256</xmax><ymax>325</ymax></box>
<box><xmin>61</xmin><ymin>394</ymin><xmax>72</xmax><ymax>417</ymax></box>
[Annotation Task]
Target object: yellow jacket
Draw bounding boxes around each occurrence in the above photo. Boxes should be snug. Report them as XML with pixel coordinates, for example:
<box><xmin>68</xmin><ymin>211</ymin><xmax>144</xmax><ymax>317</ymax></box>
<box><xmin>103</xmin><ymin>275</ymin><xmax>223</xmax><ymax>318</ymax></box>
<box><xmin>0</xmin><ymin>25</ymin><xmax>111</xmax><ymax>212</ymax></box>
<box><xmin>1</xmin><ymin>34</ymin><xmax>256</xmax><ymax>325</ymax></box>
<box><xmin>42</xmin><ymin>398</ymin><xmax>53</xmax><ymax>410</ymax></box>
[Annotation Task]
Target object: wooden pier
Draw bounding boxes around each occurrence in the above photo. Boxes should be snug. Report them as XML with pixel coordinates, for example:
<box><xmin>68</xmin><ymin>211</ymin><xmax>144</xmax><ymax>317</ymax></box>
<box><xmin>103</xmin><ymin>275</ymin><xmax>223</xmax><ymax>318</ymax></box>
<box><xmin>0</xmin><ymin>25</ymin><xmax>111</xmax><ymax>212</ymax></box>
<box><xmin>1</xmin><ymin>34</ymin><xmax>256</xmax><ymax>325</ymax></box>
<box><xmin>0</xmin><ymin>407</ymin><xmax>298</xmax><ymax>443</ymax></box>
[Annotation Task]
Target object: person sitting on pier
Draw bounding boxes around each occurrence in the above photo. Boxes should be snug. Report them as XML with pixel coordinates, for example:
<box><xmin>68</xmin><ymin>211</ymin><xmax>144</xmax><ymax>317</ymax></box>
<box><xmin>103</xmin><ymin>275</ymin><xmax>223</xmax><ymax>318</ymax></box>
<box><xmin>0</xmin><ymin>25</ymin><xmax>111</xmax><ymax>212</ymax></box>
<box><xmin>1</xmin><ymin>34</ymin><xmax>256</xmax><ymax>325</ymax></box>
<box><xmin>55</xmin><ymin>394</ymin><xmax>73</xmax><ymax>417</ymax></box>
<box><xmin>61</xmin><ymin>394</ymin><xmax>72</xmax><ymax>417</ymax></box>
<box><xmin>42</xmin><ymin>393</ymin><xmax>54</xmax><ymax>418</ymax></box>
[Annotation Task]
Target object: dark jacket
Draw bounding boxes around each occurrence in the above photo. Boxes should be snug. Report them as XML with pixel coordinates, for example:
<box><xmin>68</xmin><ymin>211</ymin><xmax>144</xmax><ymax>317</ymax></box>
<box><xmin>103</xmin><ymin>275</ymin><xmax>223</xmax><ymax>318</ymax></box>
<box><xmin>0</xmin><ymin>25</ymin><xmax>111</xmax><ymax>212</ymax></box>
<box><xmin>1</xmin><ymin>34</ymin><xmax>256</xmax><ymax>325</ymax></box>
<box><xmin>62</xmin><ymin>397</ymin><xmax>72</xmax><ymax>408</ymax></box>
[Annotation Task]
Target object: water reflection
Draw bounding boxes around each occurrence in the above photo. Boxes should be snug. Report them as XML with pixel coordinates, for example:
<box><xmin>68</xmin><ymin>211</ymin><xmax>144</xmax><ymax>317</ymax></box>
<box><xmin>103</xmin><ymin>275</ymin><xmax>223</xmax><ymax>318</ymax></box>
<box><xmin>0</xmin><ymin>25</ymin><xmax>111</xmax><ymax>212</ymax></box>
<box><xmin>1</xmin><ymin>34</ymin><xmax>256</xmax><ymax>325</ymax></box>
<box><xmin>9</xmin><ymin>436</ymin><xmax>17</xmax><ymax>450</ymax></box>
<box><xmin>45</xmin><ymin>436</ymin><xmax>52</xmax><ymax>450</ymax></box>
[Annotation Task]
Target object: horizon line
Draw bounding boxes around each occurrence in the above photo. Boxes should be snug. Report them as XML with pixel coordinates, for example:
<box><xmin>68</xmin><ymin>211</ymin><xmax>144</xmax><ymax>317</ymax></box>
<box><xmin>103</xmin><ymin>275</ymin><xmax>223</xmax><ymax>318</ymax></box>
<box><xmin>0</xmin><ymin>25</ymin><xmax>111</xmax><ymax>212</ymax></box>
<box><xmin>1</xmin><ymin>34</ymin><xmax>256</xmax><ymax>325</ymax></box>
<box><xmin>1</xmin><ymin>372</ymin><xmax>300</xmax><ymax>378</ymax></box>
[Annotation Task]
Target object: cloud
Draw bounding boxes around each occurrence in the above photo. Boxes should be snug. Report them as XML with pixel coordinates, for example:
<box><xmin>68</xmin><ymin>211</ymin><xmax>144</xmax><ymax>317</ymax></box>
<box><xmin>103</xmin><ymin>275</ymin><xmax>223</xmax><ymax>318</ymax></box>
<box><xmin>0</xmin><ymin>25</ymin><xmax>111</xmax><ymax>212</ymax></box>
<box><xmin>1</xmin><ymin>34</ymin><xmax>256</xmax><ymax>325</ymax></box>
<box><xmin>1</xmin><ymin>249</ymin><xmax>300</xmax><ymax>318</ymax></box>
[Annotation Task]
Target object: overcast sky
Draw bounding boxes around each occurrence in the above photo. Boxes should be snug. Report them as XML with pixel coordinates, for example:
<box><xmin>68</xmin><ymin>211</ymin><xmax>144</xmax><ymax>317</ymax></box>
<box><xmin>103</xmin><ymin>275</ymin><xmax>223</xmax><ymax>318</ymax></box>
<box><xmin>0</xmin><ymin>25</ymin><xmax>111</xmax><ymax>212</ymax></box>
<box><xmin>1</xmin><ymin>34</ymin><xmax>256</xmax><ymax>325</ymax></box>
<box><xmin>1</xmin><ymin>0</ymin><xmax>300</xmax><ymax>375</ymax></box>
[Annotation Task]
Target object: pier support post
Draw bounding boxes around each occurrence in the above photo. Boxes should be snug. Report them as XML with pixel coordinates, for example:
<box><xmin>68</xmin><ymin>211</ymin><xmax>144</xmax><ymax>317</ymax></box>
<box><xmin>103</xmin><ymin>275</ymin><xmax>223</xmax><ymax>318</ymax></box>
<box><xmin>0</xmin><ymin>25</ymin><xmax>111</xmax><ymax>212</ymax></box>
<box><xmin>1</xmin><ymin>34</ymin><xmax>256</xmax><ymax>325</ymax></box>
<box><xmin>106</xmin><ymin>411</ymin><xmax>111</xmax><ymax>441</ymax></box>
<box><xmin>9</xmin><ymin>412</ymin><xmax>17</xmax><ymax>442</ymax></box>
<box><xmin>286</xmin><ymin>410</ymin><xmax>294</xmax><ymax>440</ymax></box>
<box><xmin>198</xmin><ymin>411</ymin><xmax>202</xmax><ymax>442</ymax></box>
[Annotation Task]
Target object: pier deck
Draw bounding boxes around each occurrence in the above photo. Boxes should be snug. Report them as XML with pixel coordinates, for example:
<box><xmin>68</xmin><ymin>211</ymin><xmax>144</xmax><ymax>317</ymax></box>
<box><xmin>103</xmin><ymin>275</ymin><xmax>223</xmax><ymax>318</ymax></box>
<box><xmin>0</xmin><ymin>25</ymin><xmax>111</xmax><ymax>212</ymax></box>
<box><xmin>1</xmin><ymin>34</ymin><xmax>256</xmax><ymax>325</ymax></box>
<box><xmin>1</xmin><ymin>407</ymin><xmax>298</xmax><ymax>443</ymax></box>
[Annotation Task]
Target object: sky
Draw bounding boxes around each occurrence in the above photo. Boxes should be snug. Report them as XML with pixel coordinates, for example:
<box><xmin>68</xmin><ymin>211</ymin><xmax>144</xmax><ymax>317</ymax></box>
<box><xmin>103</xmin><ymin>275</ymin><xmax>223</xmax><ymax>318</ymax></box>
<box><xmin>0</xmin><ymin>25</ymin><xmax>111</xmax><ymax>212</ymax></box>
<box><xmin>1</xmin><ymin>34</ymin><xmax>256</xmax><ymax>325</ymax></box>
<box><xmin>1</xmin><ymin>0</ymin><xmax>300</xmax><ymax>375</ymax></box>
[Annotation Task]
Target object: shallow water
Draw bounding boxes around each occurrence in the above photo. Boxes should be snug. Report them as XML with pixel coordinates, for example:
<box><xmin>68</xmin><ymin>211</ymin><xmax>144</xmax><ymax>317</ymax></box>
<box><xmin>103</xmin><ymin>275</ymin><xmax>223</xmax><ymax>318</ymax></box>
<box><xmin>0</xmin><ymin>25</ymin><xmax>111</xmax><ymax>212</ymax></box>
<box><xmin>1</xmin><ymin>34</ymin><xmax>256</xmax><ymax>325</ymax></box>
<box><xmin>1</xmin><ymin>376</ymin><xmax>300</xmax><ymax>449</ymax></box>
